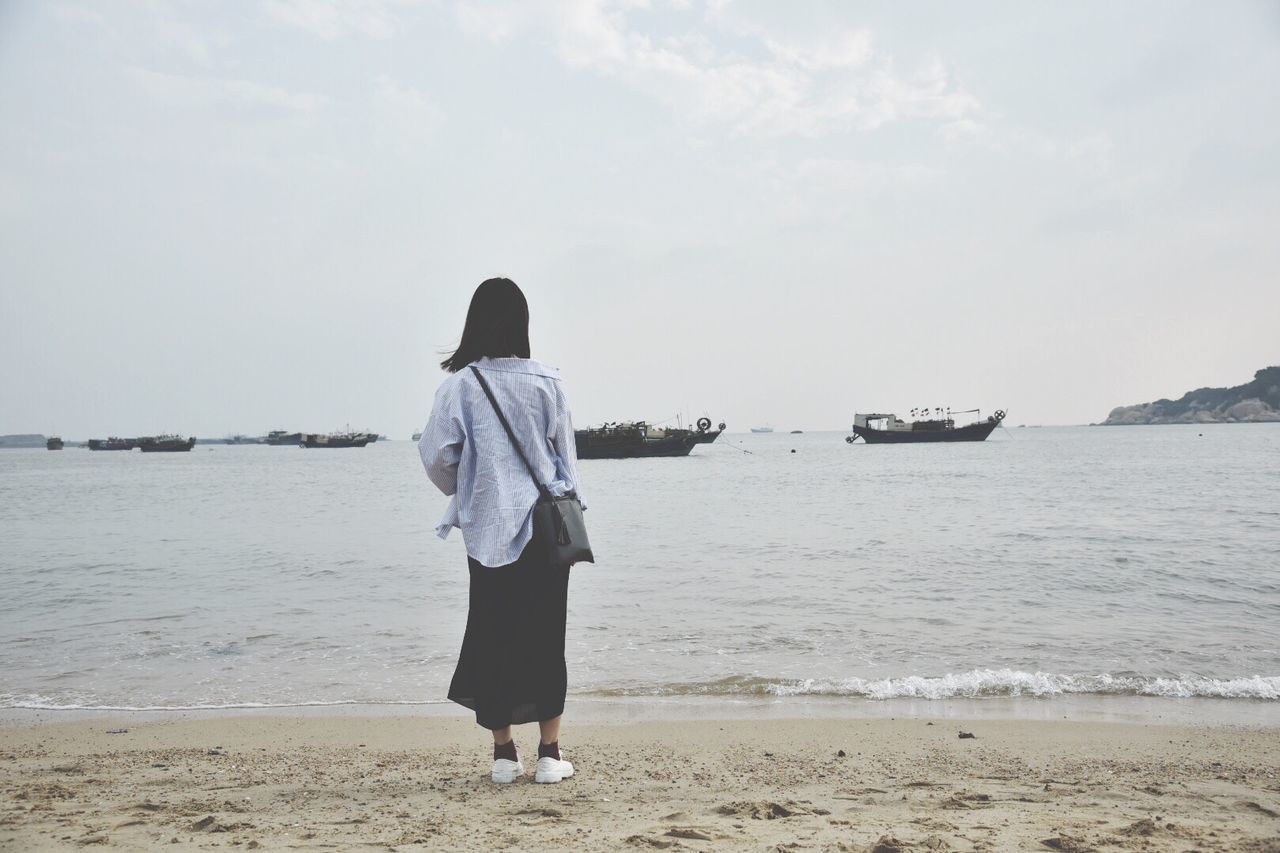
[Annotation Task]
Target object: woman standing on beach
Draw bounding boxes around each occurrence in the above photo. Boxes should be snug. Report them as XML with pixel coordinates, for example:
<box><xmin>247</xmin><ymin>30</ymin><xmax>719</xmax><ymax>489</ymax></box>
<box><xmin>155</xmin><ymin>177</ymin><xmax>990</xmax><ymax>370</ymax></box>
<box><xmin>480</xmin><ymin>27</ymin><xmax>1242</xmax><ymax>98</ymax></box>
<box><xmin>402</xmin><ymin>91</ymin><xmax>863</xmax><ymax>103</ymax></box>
<box><xmin>418</xmin><ymin>277</ymin><xmax>585</xmax><ymax>785</ymax></box>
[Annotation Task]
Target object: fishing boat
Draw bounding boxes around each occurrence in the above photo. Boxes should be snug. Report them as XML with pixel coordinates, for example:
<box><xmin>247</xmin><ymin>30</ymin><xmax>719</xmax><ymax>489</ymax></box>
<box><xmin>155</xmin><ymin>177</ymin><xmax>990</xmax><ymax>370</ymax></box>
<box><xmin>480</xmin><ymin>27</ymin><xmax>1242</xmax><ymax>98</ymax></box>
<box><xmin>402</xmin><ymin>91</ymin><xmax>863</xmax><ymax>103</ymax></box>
<box><xmin>223</xmin><ymin>435</ymin><xmax>263</xmax><ymax>445</ymax></box>
<box><xmin>846</xmin><ymin>409</ymin><xmax>1006</xmax><ymax>444</ymax></box>
<box><xmin>661</xmin><ymin>417</ymin><xmax>726</xmax><ymax>445</ymax></box>
<box><xmin>575</xmin><ymin>422</ymin><xmax>699</xmax><ymax>459</ymax></box>
<box><xmin>88</xmin><ymin>437</ymin><xmax>138</xmax><ymax>451</ymax></box>
<box><xmin>138</xmin><ymin>435</ymin><xmax>196</xmax><ymax>452</ymax></box>
<box><xmin>46</xmin><ymin>436</ymin><xmax>64</xmax><ymax>450</ymax></box>
<box><xmin>264</xmin><ymin>430</ymin><xmax>303</xmax><ymax>446</ymax></box>
<box><xmin>301</xmin><ymin>431</ymin><xmax>372</xmax><ymax>448</ymax></box>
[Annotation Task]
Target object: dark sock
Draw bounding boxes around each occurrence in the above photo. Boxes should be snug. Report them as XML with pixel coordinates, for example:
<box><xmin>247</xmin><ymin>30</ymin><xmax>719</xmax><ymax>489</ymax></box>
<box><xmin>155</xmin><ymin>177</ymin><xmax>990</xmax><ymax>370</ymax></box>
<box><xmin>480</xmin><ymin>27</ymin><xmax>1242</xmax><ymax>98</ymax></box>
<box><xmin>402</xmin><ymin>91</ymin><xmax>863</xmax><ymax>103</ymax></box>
<box><xmin>494</xmin><ymin>740</ymin><xmax>517</xmax><ymax>762</ymax></box>
<box><xmin>538</xmin><ymin>740</ymin><xmax>560</xmax><ymax>761</ymax></box>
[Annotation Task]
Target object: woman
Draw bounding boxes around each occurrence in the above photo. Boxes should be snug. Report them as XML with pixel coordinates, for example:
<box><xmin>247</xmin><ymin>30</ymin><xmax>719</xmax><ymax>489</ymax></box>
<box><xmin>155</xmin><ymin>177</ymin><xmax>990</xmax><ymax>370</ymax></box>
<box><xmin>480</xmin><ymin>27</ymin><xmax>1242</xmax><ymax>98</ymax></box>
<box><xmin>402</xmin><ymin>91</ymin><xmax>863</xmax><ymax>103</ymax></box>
<box><xmin>418</xmin><ymin>277</ymin><xmax>586</xmax><ymax>785</ymax></box>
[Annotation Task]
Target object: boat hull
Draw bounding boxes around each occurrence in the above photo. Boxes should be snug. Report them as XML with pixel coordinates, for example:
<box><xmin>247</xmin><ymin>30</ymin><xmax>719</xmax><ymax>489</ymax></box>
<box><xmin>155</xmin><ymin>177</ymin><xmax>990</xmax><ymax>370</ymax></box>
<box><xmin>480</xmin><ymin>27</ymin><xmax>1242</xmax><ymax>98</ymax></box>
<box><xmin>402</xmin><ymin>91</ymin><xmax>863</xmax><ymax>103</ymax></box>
<box><xmin>694</xmin><ymin>429</ymin><xmax>722</xmax><ymax>444</ymax></box>
<box><xmin>302</xmin><ymin>435</ymin><xmax>371</xmax><ymax>448</ymax></box>
<box><xmin>88</xmin><ymin>439</ymin><xmax>137</xmax><ymax>451</ymax></box>
<box><xmin>575</xmin><ymin>434</ymin><xmax>698</xmax><ymax>459</ymax></box>
<box><xmin>851</xmin><ymin>420</ymin><xmax>1000</xmax><ymax>444</ymax></box>
<box><xmin>139</xmin><ymin>437</ymin><xmax>196</xmax><ymax>452</ymax></box>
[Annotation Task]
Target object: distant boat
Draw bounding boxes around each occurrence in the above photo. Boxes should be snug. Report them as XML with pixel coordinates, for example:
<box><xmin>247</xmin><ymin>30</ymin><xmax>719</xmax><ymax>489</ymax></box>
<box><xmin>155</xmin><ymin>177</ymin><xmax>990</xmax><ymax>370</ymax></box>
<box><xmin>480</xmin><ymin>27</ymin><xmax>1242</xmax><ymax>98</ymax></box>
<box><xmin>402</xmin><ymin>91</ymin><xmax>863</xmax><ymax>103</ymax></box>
<box><xmin>223</xmin><ymin>435</ymin><xmax>263</xmax><ymax>445</ymax></box>
<box><xmin>264</xmin><ymin>431</ymin><xmax>303</xmax><ymax>446</ymax></box>
<box><xmin>88</xmin><ymin>437</ymin><xmax>138</xmax><ymax>451</ymax></box>
<box><xmin>46</xmin><ymin>436</ymin><xmax>64</xmax><ymax>450</ymax></box>
<box><xmin>412</xmin><ymin>432</ymin><xmax>423</xmax><ymax>441</ymax></box>
<box><xmin>847</xmin><ymin>409</ymin><xmax>1006</xmax><ymax>444</ymax></box>
<box><xmin>302</xmin><ymin>431</ymin><xmax>371</xmax><ymax>448</ymax></box>
<box><xmin>750</xmin><ymin>426</ymin><xmax>774</xmax><ymax>433</ymax></box>
<box><xmin>575</xmin><ymin>422</ymin><xmax>699</xmax><ymax>459</ymax></box>
<box><xmin>138</xmin><ymin>435</ymin><xmax>196</xmax><ymax>452</ymax></box>
<box><xmin>790</xmin><ymin>430</ymin><xmax>803</xmax><ymax>434</ymax></box>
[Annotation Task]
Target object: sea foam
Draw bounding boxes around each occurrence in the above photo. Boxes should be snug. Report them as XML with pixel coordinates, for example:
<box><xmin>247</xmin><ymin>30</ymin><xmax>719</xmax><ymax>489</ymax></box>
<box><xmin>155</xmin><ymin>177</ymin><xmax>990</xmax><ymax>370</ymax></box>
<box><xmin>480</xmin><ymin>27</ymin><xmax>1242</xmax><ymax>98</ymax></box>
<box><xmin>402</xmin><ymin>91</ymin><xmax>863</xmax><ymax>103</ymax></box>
<box><xmin>592</xmin><ymin>669</ymin><xmax>1280</xmax><ymax>700</ymax></box>
<box><xmin>767</xmin><ymin>670</ymin><xmax>1280</xmax><ymax>700</ymax></box>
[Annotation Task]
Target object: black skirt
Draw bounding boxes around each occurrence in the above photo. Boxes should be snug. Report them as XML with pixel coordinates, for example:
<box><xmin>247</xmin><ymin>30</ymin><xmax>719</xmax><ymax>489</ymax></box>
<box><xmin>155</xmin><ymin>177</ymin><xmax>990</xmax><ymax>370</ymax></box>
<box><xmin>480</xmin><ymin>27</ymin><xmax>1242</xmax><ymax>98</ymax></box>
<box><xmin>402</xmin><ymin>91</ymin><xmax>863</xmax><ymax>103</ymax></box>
<box><xmin>448</xmin><ymin>542</ymin><xmax>570</xmax><ymax>730</ymax></box>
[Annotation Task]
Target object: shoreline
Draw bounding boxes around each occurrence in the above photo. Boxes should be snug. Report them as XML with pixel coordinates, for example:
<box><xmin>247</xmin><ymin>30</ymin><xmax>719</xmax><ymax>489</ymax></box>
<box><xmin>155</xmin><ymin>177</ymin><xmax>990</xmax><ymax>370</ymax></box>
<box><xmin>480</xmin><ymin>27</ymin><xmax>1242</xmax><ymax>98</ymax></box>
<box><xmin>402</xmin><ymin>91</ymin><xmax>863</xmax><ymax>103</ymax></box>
<box><xmin>5</xmin><ymin>693</ymin><xmax>1280</xmax><ymax>729</ymax></box>
<box><xmin>3</xmin><ymin>714</ymin><xmax>1279</xmax><ymax>851</ymax></box>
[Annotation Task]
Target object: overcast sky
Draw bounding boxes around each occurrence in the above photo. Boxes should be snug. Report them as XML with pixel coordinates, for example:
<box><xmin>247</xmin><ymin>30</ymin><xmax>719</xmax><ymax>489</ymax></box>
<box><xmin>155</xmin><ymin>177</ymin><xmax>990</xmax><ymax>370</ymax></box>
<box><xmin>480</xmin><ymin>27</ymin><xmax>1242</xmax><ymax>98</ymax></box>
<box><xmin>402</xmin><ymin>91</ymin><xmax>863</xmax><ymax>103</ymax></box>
<box><xmin>2</xmin><ymin>1</ymin><xmax>1277</xmax><ymax>437</ymax></box>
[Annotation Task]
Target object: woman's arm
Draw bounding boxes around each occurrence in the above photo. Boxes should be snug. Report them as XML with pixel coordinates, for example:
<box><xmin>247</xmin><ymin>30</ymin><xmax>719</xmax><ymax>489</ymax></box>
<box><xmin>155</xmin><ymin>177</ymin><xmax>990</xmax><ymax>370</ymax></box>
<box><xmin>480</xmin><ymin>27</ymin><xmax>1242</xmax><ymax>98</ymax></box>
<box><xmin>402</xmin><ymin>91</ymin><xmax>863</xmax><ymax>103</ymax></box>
<box><xmin>550</xmin><ymin>381</ymin><xmax>586</xmax><ymax>509</ymax></box>
<box><xmin>419</xmin><ymin>378</ymin><xmax>465</xmax><ymax>496</ymax></box>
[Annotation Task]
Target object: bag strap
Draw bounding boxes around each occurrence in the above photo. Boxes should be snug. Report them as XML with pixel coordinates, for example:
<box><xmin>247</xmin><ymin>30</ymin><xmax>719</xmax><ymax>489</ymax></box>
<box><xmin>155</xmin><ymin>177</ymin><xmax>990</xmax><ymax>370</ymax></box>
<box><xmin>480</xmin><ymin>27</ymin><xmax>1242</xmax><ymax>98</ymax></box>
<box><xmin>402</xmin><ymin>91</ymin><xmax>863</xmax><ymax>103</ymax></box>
<box><xmin>469</xmin><ymin>365</ymin><xmax>553</xmax><ymax>500</ymax></box>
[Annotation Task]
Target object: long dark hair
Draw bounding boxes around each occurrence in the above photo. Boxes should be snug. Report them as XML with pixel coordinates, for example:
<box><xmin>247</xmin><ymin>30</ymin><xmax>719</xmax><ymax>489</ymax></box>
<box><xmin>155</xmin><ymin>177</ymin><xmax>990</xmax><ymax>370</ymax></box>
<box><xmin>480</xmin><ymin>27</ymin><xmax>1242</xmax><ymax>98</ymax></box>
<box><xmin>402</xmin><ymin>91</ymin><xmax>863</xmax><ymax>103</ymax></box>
<box><xmin>440</xmin><ymin>278</ymin><xmax>531</xmax><ymax>373</ymax></box>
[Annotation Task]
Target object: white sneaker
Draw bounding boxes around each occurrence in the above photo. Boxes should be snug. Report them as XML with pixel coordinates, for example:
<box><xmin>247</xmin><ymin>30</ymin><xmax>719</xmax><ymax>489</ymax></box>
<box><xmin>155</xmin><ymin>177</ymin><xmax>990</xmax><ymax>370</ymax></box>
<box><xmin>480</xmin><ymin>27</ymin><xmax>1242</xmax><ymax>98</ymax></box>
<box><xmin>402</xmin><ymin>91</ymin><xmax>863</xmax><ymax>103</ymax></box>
<box><xmin>534</xmin><ymin>754</ymin><xmax>575</xmax><ymax>784</ymax></box>
<box><xmin>491</xmin><ymin>756</ymin><xmax>524</xmax><ymax>784</ymax></box>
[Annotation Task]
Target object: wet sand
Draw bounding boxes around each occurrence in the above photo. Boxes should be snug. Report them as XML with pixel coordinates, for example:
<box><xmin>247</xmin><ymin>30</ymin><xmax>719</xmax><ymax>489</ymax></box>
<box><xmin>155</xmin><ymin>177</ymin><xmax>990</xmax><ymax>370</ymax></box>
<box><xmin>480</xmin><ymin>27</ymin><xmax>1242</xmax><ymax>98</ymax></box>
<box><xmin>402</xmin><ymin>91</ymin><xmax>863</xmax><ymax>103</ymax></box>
<box><xmin>2</xmin><ymin>714</ymin><xmax>1279</xmax><ymax>851</ymax></box>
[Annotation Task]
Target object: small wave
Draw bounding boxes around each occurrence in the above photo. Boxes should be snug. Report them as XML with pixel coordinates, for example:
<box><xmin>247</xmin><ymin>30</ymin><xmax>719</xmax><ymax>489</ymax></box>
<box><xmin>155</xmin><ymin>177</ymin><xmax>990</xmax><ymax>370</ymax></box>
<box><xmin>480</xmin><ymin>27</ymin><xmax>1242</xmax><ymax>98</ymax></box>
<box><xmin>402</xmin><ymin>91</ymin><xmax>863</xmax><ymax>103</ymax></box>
<box><xmin>0</xmin><ymin>698</ymin><xmax>451</xmax><ymax>712</ymax></box>
<box><xmin>590</xmin><ymin>670</ymin><xmax>1280</xmax><ymax>701</ymax></box>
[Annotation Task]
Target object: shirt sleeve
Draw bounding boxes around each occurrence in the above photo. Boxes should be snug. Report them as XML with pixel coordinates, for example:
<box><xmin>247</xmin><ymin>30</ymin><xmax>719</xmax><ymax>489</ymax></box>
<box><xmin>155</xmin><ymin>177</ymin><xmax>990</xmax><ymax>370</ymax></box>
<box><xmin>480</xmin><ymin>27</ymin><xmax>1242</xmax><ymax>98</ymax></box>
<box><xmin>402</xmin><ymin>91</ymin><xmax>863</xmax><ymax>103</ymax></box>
<box><xmin>551</xmin><ymin>381</ymin><xmax>586</xmax><ymax>510</ymax></box>
<box><xmin>419</xmin><ymin>377</ymin><xmax>465</xmax><ymax>497</ymax></box>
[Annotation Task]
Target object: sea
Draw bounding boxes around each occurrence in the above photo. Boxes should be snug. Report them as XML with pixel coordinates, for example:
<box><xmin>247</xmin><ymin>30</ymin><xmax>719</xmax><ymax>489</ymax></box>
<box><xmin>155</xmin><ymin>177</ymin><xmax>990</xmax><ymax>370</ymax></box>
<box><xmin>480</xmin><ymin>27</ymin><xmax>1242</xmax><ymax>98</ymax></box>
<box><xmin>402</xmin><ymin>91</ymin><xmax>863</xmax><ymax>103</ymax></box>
<box><xmin>3</xmin><ymin>425</ymin><xmax>1279</xmax><ymax>723</ymax></box>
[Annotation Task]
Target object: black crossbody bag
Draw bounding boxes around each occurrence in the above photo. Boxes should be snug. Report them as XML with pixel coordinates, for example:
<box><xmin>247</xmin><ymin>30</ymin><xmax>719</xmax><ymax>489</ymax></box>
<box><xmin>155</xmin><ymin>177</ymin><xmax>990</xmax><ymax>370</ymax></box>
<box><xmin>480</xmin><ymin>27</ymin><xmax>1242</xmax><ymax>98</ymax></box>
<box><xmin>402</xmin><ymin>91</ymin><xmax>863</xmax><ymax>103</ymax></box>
<box><xmin>469</xmin><ymin>365</ymin><xmax>595</xmax><ymax>568</ymax></box>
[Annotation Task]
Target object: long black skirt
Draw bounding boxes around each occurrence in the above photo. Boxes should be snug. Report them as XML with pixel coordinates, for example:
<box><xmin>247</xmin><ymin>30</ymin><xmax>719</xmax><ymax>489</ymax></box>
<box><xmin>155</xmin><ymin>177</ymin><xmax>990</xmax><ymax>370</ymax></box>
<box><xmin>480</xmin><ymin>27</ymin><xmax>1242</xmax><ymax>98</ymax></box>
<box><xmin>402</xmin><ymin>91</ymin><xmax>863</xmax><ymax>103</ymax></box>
<box><xmin>448</xmin><ymin>542</ymin><xmax>570</xmax><ymax>730</ymax></box>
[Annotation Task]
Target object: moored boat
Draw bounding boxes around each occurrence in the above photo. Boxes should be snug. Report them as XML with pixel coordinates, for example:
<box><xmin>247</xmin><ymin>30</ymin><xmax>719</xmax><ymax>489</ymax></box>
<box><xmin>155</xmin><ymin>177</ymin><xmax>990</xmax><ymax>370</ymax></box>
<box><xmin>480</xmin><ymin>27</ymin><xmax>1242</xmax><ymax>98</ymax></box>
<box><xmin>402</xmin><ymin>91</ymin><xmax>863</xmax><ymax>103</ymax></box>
<box><xmin>575</xmin><ymin>422</ymin><xmax>699</xmax><ymax>459</ymax></box>
<box><xmin>138</xmin><ymin>435</ymin><xmax>196</xmax><ymax>452</ymax></box>
<box><xmin>46</xmin><ymin>436</ymin><xmax>64</xmax><ymax>450</ymax></box>
<box><xmin>847</xmin><ymin>409</ymin><xmax>1006</xmax><ymax>444</ymax></box>
<box><xmin>88</xmin><ymin>437</ymin><xmax>138</xmax><ymax>451</ymax></box>
<box><xmin>301</xmin><ymin>431</ymin><xmax>371</xmax><ymax>448</ymax></box>
<box><xmin>661</xmin><ymin>417</ymin><xmax>726</xmax><ymax>445</ymax></box>
<box><xmin>264</xmin><ymin>431</ymin><xmax>303</xmax><ymax>446</ymax></box>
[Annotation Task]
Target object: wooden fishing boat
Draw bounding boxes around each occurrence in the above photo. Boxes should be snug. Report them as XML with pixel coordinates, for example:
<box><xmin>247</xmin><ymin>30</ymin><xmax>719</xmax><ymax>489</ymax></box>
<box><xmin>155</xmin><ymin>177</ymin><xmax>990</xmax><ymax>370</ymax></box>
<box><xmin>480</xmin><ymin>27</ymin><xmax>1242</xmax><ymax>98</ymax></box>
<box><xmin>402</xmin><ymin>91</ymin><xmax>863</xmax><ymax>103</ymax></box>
<box><xmin>575</xmin><ymin>422</ymin><xmax>699</xmax><ymax>459</ymax></box>
<box><xmin>847</xmin><ymin>409</ymin><xmax>1006</xmax><ymax>444</ymax></box>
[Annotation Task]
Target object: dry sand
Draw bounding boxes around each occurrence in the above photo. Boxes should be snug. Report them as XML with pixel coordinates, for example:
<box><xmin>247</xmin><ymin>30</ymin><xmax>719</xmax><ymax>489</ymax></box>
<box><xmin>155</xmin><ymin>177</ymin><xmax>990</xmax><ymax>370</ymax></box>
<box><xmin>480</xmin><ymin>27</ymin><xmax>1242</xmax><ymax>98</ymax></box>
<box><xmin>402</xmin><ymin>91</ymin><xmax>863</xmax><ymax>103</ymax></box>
<box><xmin>2</xmin><ymin>713</ymin><xmax>1279</xmax><ymax>851</ymax></box>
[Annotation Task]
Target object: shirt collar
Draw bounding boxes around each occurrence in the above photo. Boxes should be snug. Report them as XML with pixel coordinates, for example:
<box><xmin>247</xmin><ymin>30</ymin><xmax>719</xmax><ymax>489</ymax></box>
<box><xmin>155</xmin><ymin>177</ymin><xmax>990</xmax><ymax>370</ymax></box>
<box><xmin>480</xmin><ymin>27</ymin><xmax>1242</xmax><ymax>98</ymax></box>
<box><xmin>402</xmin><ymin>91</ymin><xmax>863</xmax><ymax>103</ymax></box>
<box><xmin>474</xmin><ymin>357</ymin><xmax>561</xmax><ymax>379</ymax></box>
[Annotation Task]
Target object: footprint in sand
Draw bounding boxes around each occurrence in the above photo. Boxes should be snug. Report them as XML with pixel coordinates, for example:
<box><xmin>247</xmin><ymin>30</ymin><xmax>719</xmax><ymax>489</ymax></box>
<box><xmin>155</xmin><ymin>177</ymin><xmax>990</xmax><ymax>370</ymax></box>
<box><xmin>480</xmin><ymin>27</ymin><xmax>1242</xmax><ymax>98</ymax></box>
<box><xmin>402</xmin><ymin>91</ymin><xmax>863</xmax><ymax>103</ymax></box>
<box><xmin>715</xmin><ymin>800</ymin><xmax>811</xmax><ymax>820</ymax></box>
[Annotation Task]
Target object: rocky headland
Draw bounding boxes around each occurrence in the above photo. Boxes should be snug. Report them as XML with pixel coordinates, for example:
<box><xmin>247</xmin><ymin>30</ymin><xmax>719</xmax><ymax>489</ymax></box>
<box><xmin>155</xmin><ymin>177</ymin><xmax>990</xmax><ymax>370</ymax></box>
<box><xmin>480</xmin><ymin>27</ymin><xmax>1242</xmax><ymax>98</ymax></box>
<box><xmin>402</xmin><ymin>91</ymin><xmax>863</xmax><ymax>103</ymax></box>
<box><xmin>0</xmin><ymin>433</ymin><xmax>48</xmax><ymax>448</ymax></box>
<box><xmin>1103</xmin><ymin>366</ymin><xmax>1280</xmax><ymax>425</ymax></box>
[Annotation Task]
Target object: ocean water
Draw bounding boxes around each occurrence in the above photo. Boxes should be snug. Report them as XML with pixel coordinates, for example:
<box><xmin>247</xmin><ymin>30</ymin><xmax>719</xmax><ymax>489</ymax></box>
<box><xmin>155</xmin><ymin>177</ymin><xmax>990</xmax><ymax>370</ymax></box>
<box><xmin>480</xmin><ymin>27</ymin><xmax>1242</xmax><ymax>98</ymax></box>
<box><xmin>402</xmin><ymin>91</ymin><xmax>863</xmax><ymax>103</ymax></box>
<box><xmin>2</xmin><ymin>425</ymin><xmax>1278</xmax><ymax>714</ymax></box>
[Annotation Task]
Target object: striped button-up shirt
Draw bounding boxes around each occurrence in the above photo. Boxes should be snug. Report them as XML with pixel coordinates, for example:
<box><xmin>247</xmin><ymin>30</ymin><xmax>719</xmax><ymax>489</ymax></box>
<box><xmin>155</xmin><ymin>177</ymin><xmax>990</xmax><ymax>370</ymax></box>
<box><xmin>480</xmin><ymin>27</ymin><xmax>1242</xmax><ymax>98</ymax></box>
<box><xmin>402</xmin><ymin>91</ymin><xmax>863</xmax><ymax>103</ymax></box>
<box><xmin>418</xmin><ymin>357</ymin><xmax>586</xmax><ymax>568</ymax></box>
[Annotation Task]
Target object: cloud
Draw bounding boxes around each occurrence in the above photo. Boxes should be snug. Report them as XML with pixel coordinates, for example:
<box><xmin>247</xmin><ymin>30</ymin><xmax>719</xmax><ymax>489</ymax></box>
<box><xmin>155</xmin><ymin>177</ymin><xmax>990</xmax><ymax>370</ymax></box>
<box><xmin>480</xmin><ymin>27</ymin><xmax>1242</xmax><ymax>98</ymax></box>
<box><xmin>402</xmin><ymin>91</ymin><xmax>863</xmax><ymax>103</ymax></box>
<box><xmin>52</xmin><ymin>2</ymin><xmax>109</xmax><ymax>29</ymax></box>
<box><xmin>369</xmin><ymin>74</ymin><xmax>442</xmax><ymax>153</ymax></box>
<box><xmin>763</xmin><ymin>29</ymin><xmax>873</xmax><ymax>71</ymax></box>
<box><xmin>453</xmin><ymin>1</ymin><xmax>536</xmax><ymax>44</ymax></box>
<box><xmin>1066</xmin><ymin>132</ymin><xmax>1114</xmax><ymax>176</ymax></box>
<box><xmin>262</xmin><ymin>0</ymin><xmax>401</xmax><ymax>40</ymax></box>
<box><xmin>453</xmin><ymin>0</ymin><xmax>982</xmax><ymax>138</ymax></box>
<box><xmin>53</xmin><ymin>2</ymin><xmax>226</xmax><ymax>70</ymax></box>
<box><xmin>793</xmin><ymin>157</ymin><xmax>944</xmax><ymax>190</ymax></box>
<box><xmin>128</xmin><ymin>68</ymin><xmax>329</xmax><ymax>116</ymax></box>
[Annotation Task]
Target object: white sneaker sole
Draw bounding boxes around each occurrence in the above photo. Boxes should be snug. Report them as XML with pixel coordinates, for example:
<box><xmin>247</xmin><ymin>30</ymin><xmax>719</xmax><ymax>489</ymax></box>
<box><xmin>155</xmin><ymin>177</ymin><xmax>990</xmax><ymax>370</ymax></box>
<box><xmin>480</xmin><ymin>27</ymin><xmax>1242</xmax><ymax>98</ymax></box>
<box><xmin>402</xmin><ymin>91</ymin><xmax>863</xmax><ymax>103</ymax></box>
<box><xmin>491</xmin><ymin>759</ymin><xmax>523</xmax><ymax>784</ymax></box>
<box><xmin>534</xmin><ymin>758</ymin><xmax>574</xmax><ymax>784</ymax></box>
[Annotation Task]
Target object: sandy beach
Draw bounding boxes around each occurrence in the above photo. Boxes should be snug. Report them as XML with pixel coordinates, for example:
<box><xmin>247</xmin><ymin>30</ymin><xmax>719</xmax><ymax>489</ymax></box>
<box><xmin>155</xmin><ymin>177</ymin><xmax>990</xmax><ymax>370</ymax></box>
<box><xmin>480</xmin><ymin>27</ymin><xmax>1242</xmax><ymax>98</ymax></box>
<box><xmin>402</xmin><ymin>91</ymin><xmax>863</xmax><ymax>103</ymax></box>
<box><xmin>2</xmin><ymin>712</ymin><xmax>1278</xmax><ymax>851</ymax></box>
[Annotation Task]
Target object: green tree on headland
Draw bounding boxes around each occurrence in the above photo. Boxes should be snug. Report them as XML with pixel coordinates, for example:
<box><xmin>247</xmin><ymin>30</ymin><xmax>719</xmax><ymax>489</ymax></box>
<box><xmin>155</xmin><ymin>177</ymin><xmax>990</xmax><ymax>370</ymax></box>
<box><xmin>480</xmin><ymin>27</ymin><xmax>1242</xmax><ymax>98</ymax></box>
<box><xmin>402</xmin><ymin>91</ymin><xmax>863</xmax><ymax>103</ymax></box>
<box><xmin>1103</xmin><ymin>366</ymin><xmax>1280</xmax><ymax>424</ymax></box>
